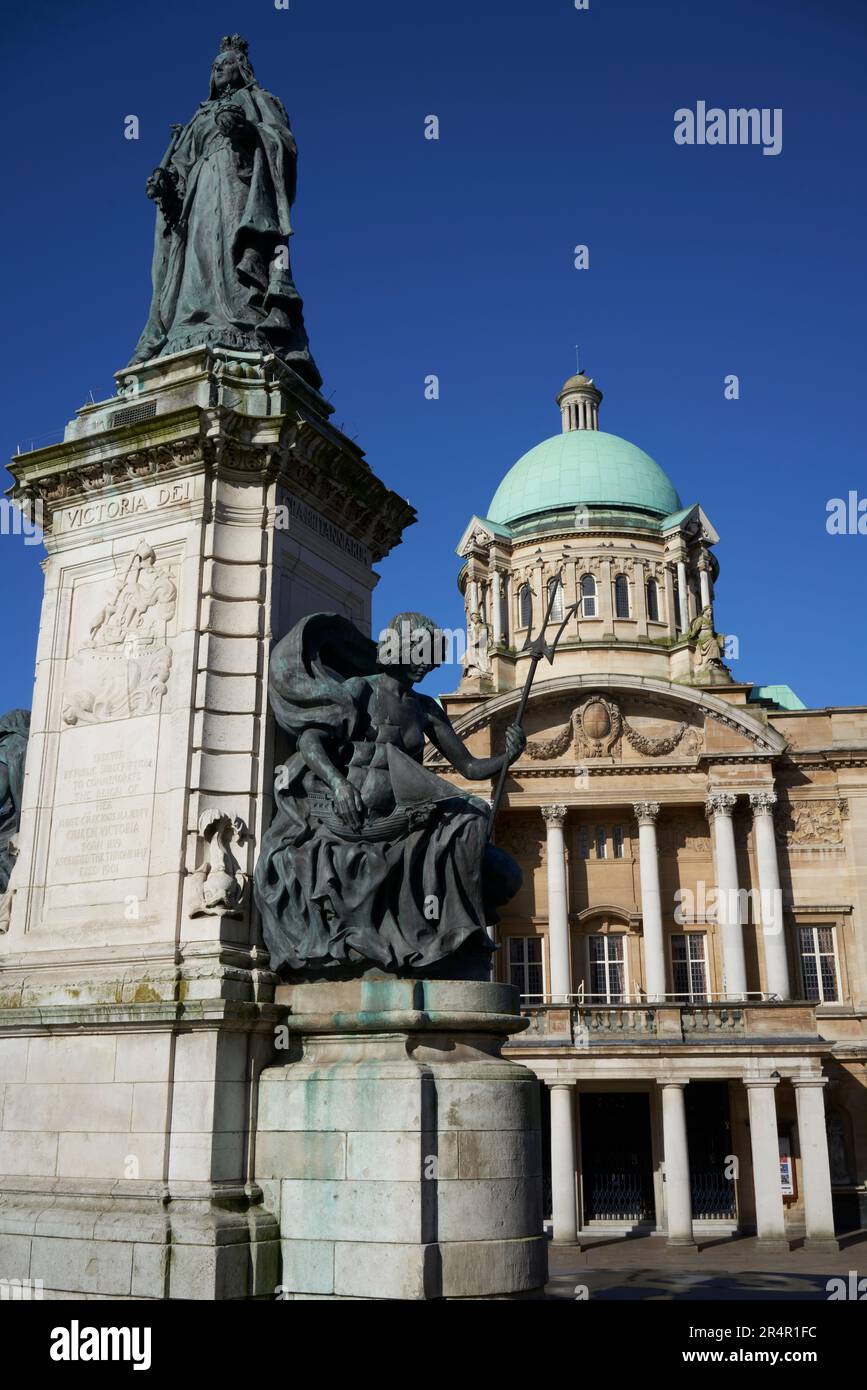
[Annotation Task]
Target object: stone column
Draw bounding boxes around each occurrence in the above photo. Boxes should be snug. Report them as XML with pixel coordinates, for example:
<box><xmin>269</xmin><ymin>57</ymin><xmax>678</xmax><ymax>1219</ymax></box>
<box><xmin>664</xmin><ymin>565</ymin><xmax>678</xmax><ymax>637</ymax></box>
<box><xmin>698</xmin><ymin>553</ymin><xmax>712</xmax><ymax>610</ymax></box>
<box><xmin>745</xmin><ymin>1079</ymin><xmax>788</xmax><ymax>1248</ymax></box>
<box><xmin>660</xmin><ymin>1082</ymin><xmax>695</xmax><ymax>1246</ymax></box>
<box><xmin>549</xmin><ymin>1082</ymin><xmax>578</xmax><ymax>1243</ymax></box>
<box><xmin>749</xmin><ymin>791</ymin><xmax>790</xmax><ymax>1000</ymax></box>
<box><xmin>676</xmin><ymin>559</ymin><xmax>689</xmax><ymax>633</ymax></box>
<box><xmin>542</xmin><ymin>805</ymin><xmax>571</xmax><ymax>1002</ymax></box>
<box><xmin>491</xmin><ymin>568</ymin><xmax>503</xmax><ymax>647</ymax></box>
<box><xmin>706</xmin><ymin>793</ymin><xmax>747</xmax><ymax>1000</ymax></box>
<box><xmin>600</xmin><ymin>558</ymin><xmax>614</xmax><ymax>636</ymax></box>
<box><xmin>634</xmin><ymin>561</ymin><xmax>649</xmax><ymax>638</ymax></box>
<box><xmin>793</xmin><ymin>1076</ymin><xmax>838</xmax><ymax>1249</ymax></box>
<box><xmin>502</xmin><ymin>572</ymin><xmax>511</xmax><ymax>647</ymax></box>
<box><xmin>633</xmin><ymin>802</ymin><xmax>666</xmax><ymax>1001</ymax></box>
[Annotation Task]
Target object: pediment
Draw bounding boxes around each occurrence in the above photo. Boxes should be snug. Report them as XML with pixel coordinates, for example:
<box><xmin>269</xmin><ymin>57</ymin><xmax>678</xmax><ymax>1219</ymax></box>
<box><xmin>443</xmin><ymin>674</ymin><xmax>786</xmax><ymax>762</ymax></box>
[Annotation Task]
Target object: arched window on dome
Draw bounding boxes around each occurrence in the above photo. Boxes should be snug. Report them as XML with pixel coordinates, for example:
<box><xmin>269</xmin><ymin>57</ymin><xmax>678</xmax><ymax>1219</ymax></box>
<box><xmin>579</xmin><ymin>573</ymin><xmax>597</xmax><ymax>618</ymax></box>
<box><xmin>646</xmin><ymin>577</ymin><xmax>660</xmax><ymax>623</ymax></box>
<box><xmin>614</xmin><ymin>573</ymin><xmax>630</xmax><ymax>619</ymax></box>
<box><xmin>518</xmin><ymin>582</ymin><xmax>533</xmax><ymax>629</ymax></box>
<box><xmin>547</xmin><ymin>575</ymin><xmax>564</xmax><ymax>621</ymax></box>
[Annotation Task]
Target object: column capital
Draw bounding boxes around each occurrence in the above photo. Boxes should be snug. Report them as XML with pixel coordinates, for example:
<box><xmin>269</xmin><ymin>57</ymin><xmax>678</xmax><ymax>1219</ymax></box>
<box><xmin>633</xmin><ymin>800</ymin><xmax>661</xmax><ymax>826</ymax></box>
<box><xmin>541</xmin><ymin>804</ymin><xmax>568</xmax><ymax>829</ymax></box>
<box><xmin>660</xmin><ymin>1079</ymin><xmax>688</xmax><ymax>1091</ymax></box>
<box><xmin>791</xmin><ymin>1074</ymin><xmax>829</xmax><ymax>1090</ymax></box>
<box><xmin>705</xmin><ymin>792</ymin><xmax>737</xmax><ymax>820</ymax></box>
<box><xmin>749</xmin><ymin>790</ymin><xmax>778</xmax><ymax>817</ymax></box>
<box><xmin>743</xmin><ymin>1076</ymin><xmax>781</xmax><ymax>1090</ymax></box>
<box><xmin>547</xmin><ymin>1080</ymin><xmax>576</xmax><ymax>1091</ymax></box>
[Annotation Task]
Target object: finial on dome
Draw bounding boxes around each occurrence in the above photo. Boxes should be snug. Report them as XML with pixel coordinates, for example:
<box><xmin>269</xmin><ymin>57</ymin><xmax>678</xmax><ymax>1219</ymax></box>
<box><xmin>556</xmin><ymin>364</ymin><xmax>602</xmax><ymax>433</ymax></box>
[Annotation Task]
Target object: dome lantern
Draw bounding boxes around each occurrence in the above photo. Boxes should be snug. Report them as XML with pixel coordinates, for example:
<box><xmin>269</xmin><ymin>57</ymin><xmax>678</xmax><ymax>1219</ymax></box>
<box><xmin>556</xmin><ymin>370</ymin><xmax>602</xmax><ymax>433</ymax></box>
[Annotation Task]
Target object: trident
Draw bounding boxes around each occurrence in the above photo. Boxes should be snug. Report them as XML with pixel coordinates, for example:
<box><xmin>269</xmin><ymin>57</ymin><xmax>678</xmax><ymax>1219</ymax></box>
<box><xmin>488</xmin><ymin>577</ymin><xmax>581</xmax><ymax>841</ymax></box>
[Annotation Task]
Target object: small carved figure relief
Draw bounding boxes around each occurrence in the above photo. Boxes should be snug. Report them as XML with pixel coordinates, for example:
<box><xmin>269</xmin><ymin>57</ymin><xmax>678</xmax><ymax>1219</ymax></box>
<box><xmin>63</xmin><ymin>540</ymin><xmax>178</xmax><ymax>725</ymax></box>
<box><xmin>189</xmin><ymin>810</ymin><xmax>250</xmax><ymax>917</ymax></box>
<box><xmin>776</xmin><ymin>798</ymin><xmax>849</xmax><ymax>848</ymax></box>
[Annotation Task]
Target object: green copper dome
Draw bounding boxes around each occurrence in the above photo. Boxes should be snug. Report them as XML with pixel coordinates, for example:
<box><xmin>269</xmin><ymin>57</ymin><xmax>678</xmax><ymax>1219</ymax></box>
<box><xmin>487</xmin><ymin>430</ymin><xmax>681</xmax><ymax>525</ymax></box>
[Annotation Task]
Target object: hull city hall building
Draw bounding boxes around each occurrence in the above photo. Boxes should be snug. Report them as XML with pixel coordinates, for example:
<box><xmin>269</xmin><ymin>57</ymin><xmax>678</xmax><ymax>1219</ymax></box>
<box><xmin>433</xmin><ymin>367</ymin><xmax>867</xmax><ymax>1249</ymax></box>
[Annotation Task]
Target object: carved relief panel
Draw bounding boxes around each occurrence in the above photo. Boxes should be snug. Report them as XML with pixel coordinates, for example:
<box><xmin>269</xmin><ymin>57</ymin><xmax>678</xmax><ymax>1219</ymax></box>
<box><xmin>62</xmin><ymin>539</ymin><xmax>179</xmax><ymax>725</ymax></box>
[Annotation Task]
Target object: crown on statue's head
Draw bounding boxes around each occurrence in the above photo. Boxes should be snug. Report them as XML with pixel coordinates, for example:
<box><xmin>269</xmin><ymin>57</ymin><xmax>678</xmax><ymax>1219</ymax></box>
<box><xmin>219</xmin><ymin>34</ymin><xmax>249</xmax><ymax>56</ymax></box>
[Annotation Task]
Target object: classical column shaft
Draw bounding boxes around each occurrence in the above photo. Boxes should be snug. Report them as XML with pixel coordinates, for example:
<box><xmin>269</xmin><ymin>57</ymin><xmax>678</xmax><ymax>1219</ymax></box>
<box><xmin>794</xmin><ymin>1079</ymin><xmax>837</xmax><ymax>1247</ymax></box>
<box><xmin>634</xmin><ymin>802</ymin><xmax>666</xmax><ymax>1001</ymax></box>
<box><xmin>745</xmin><ymin>1080</ymin><xmax>787</xmax><ymax>1245</ymax></box>
<box><xmin>676</xmin><ymin>560</ymin><xmax>688</xmax><ymax>633</ymax></box>
<box><xmin>706</xmin><ymin>794</ymin><xmax>747</xmax><ymax>999</ymax></box>
<box><xmin>750</xmin><ymin>792</ymin><xmax>790</xmax><ymax>999</ymax></box>
<box><xmin>542</xmin><ymin>806</ymin><xmax>570</xmax><ymax>1002</ymax></box>
<box><xmin>661</xmin><ymin>1083</ymin><xmax>694</xmax><ymax>1245</ymax></box>
<box><xmin>699</xmin><ymin>565</ymin><xmax>712</xmax><ymax>610</ymax></box>
<box><xmin>491</xmin><ymin>569</ymin><xmax>502</xmax><ymax>646</ymax></box>
<box><xmin>550</xmin><ymin>1083</ymin><xmax>578</xmax><ymax>1243</ymax></box>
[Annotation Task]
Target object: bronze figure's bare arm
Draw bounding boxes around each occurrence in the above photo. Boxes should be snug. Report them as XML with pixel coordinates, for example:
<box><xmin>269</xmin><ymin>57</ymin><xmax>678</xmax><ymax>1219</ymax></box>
<box><xmin>420</xmin><ymin>697</ymin><xmax>525</xmax><ymax>779</ymax></box>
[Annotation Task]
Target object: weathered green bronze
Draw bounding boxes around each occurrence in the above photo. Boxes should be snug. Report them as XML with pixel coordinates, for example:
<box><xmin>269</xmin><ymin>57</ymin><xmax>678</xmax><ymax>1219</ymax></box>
<box><xmin>254</xmin><ymin>613</ymin><xmax>525</xmax><ymax>980</ymax></box>
<box><xmin>129</xmin><ymin>34</ymin><xmax>321</xmax><ymax>390</ymax></box>
<box><xmin>0</xmin><ymin>709</ymin><xmax>29</xmax><ymax>896</ymax></box>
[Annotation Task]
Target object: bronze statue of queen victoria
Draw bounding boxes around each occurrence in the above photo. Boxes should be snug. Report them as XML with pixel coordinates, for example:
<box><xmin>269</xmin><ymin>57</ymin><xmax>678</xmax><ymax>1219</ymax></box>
<box><xmin>254</xmin><ymin>613</ymin><xmax>525</xmax><ymax>980</ymax></box>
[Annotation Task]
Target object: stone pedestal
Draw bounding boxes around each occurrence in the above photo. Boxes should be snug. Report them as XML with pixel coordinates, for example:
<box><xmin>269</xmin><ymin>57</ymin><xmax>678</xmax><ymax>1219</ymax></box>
<box><xmin>255</xmin><ymin>979</ymin><xmax>547</xmax><ymax>1300</ymax></box>
<box><xmin>0</xmin><ymin>348</ymin><xmax>413</xmax><ymax>1298</ymax></box>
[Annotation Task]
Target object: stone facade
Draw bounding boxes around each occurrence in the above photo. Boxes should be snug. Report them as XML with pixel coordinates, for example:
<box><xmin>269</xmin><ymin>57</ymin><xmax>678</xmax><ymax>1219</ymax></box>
<box><xmin>433</xmin><ymin>372</ymin><xmax>867</xmax><ymax>1247</ymax></box>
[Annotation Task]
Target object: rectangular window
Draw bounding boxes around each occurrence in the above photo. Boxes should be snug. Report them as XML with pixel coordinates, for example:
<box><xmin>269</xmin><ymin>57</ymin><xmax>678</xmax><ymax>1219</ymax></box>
<box><xmin>588</xmin><ymin>933</ymin><xmax>626</xmax><ymax>1002</ymax></box>
<box><xmin>613</xmin><ymin>824</ymin><xmax>625</xmax><ymax>859</ymax></box>
<box><xmin>508</xmin><ymin>935</ymin><xmax>544</xmax><ymax>1001</ymax></box>
<box><xmin>578</xmin><ymin>825</ymin><xmax>590</xmax><ymax>859</ymax></box>
<box><xmin>595</xmin><ymin>825</ymin><xmax>607</xmax><ymax>859</ymax></box>
<box><xmin>798</xmin><ymin>925</ymin><xmax>839</xmax><ymax>1003</ymax></box>
<box><xmin>671</xmin><ymin>933</ymin><xmax>708</xmax><ymax>1002</ymax></box>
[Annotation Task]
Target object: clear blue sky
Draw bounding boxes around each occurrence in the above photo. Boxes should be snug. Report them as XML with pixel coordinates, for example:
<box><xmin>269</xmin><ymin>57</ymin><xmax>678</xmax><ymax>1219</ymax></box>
<box><xmin>3</xmin><ymin>0</ymin><xmax>866</xmax><ymax>710</ymax></box>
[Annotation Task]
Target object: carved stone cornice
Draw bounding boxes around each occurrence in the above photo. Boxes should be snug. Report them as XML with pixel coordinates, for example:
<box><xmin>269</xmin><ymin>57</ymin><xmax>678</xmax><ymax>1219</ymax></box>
<box><xmin>705</xmin><ymin>792</ymin><xmax>737</xmax><ymax>819</ymax></box>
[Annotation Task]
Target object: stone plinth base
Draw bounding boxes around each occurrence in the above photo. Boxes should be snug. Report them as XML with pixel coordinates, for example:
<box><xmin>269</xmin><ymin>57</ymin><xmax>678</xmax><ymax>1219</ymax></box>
<box><xmin>255</xmin><ymin>978</ymin><xmax>547</xmax><ymax>1300</ymax></box>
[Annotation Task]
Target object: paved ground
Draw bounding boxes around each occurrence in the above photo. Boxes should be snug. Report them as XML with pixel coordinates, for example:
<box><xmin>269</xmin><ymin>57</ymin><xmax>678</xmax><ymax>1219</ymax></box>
<box><xmin>545</xmin><ymin>1230</ymin><xmax>867</xmax><ymax>1299</ymax></box>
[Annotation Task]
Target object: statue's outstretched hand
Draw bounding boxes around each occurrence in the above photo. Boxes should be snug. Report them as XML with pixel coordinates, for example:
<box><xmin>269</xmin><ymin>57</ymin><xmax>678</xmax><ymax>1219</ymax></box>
<box><xmin>332</xmin><ymin>779</ymin><xmax>364</xmax><ymax>830</ymax></box>
<box><xmin>504</xmin><ymin>723</ymin><xmax>526</xmax><ymax>766</ymax></box>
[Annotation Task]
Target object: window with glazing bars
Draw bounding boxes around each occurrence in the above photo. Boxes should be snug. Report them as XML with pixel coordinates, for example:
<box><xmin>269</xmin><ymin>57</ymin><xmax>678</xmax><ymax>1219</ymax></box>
<box><xmin>671</xmin><ymin>932</ymin><xmax>708</xmax><ymax>1001</ymax></box>
<box><xmin>518</xmin><ymin>583</ymin><xmax>533</xmax><ymax>628</ymax></box>
<box><xmin>798</xmin><ymin>925</ymin><xmax>839</xmax><ymax>1003</ymax></box>
<box><xmin>508</xmin><ymin>936</ymin><xmax>544</xmax><ymax>1001</ymax></box>
<box><xmin>646</xmin><ymin>577</ymin><xmax>660</xmax><ymax>622</ymax></box>
<box><xmin>547</xmin><ymin>576</ymin><xmax>564</xmax><ymax>621</ymax></box>
<box><xmin>588</xmin><ymin>934</ymin><xmax>626</xmax><ymax>1001</ymax></box>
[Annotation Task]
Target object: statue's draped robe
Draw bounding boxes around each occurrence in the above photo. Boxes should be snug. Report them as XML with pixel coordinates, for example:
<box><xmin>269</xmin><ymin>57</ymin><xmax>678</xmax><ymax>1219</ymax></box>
<box><xmin>0</xmin><ymin>709</ymin><xmax>30</xmax><ymax>894</ymax></box>
<box><xmin>130</xmin><ymin>81</ymin><xmax>319</xmax><ymax>382</ymax></box>
<box><xmin>254</xmin><ymin>615</ymin><xmax>514</xmax><ymax>976</ymax></box>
